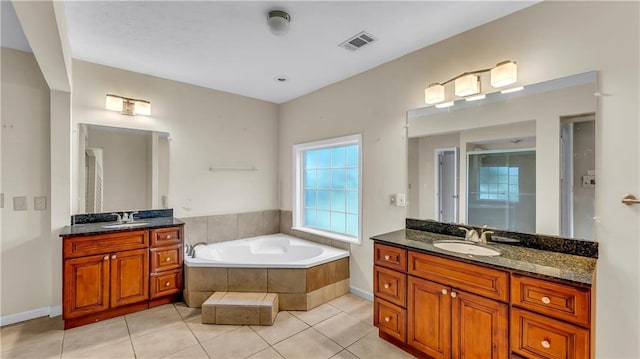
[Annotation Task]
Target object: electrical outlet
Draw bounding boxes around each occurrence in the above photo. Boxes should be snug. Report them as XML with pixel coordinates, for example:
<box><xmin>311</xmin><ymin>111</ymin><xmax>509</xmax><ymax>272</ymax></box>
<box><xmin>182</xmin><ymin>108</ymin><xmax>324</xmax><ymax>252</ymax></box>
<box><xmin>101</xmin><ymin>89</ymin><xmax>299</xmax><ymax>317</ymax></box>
<box><xmin>34</xmin><ymin>196</ymin><xmax>47</xmax><ymax>210</ymax></box>
<box><xmin>396</xmin><ymin>193</ymin><xmax>407</xmax><ymax>207</ymax></box>
<box><xmin>13</xmin><ymin>196</ymin><xmax>27</xmax><ymax>211</ymax></box>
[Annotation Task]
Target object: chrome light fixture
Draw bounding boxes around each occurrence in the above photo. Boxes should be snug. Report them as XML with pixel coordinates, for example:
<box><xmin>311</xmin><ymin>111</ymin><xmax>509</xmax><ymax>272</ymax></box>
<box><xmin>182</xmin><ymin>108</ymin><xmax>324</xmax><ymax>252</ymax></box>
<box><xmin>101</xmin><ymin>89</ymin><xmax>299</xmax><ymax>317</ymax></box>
<box><xmin>423</xmin><ymin>60</ymin><xmax>519</xmax><ymax>107</ymax></box>
<box><xmin>105</xmin><ymin>94</ymin><xmax>151</xmax><ymax>116</ymax></box>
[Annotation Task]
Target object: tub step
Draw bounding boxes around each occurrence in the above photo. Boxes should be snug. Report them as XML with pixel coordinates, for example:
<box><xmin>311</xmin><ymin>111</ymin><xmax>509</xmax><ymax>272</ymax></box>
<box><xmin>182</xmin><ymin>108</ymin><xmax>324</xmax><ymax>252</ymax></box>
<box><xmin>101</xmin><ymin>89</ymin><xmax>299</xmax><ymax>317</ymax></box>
<box><xmin>201</xmin><ymin>292</ymin><xmax>279</xmax><ymax>326</ymax></box>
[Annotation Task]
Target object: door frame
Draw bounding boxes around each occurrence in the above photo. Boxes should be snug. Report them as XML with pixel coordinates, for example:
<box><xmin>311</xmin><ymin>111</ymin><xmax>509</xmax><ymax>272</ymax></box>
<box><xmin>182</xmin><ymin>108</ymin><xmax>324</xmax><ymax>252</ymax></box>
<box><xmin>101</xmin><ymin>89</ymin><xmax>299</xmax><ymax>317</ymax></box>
<box><xmin>434</xmin><ymin>147</ymin><xmax>459</xmax><ymax>223</ymax></box>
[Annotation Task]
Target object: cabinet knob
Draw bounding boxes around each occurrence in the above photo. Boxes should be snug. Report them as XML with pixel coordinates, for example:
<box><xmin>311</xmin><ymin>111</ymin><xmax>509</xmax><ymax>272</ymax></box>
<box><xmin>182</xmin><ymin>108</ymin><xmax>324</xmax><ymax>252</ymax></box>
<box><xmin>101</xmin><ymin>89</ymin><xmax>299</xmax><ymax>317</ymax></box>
<box><xmin>383</xmin><ymin>255</ymin><xmax>390</xmax><ymax>260</ymax></box>
<box><xmin>165</xmin><ymin>257</ymin><xmax>171</xmax><ymax>262</ymax></box>
<box><xmin>541</xmin><ymin>340</ymin><xmax>551</xmax><ymax>349</ymax></box>
<box><xmin>441</xmin><ymin>289</ymin><xmax>448</xmax><ymax>295</ymax></box>
<box><xmin>111</xmin><ymin>254</ymin><xmax>116</xmax><ymax>259</ymax></box>
<box><xmin>541</xmin><ymin>296</ymin><xmax>551</xmax><ymax>304</ymax></box>
<box><xmin>103</xmin><ymin>255</ymin><xmax>109</xmax><ymax>261</ymax></box>
<box><xmin>165</xmin><ymin>281</ymin><xmax>171</xmax><ymax>287</ymax></box>
<box><xmin>384</xmin><ymin>316</ymin><xmax>391</xmax><ymax>322</ymax></box>
<box><xmin>166</xmin><ymin>234</ymin><xmax>171</xmax><ymax>239</ymax></box>
<box><xmin>450</xmin><ymin>291</ymin><xmax>457</xmax><ymax>298</ymax></box>
<box><xmin>383</xmin><ymin>283</ymin><xmax>391</xmax><ymax>289</ymax></box>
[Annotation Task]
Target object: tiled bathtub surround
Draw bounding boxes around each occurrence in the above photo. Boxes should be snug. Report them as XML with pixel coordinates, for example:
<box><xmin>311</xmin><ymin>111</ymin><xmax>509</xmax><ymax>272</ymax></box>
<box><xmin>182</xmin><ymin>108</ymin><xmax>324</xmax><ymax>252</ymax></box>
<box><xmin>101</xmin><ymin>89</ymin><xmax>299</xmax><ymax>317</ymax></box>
<box><xmin>180</xmin><ymin>210</ymin><xmax>350</xmax><ymax>250</ymax></box>
<box><xmin>184</xmin><ymin>258</ymin><xmax>350</xmax><ymax>310</ymax></box>
<box><xmin>406</xmin><ymin>218</ymin><xmax>598</xmax><ymax>258</ymax></box>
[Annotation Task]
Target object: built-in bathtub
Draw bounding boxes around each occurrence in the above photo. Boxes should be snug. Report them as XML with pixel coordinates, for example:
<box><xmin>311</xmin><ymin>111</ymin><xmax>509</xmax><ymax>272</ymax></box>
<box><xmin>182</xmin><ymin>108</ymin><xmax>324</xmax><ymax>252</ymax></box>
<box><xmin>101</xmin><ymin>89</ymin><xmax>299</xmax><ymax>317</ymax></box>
<box><xmin>183</xmin><ymin>233</ymin><xmax>350</xmax><ymax>311</ymax></box>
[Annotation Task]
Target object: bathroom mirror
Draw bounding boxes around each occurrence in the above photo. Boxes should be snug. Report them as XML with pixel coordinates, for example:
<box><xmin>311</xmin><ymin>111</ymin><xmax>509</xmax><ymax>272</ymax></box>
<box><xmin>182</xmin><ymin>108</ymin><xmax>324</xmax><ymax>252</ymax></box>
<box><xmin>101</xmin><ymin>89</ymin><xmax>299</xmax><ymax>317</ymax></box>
<box><xmin>407</xmin><ymin>72</ymin><xmax>596</xmax><ymax>240</ymax></box>
<box><xmin>75</xmin><ymin>124</ymin><xmax>170</xmax><ymax>214</ymax></box>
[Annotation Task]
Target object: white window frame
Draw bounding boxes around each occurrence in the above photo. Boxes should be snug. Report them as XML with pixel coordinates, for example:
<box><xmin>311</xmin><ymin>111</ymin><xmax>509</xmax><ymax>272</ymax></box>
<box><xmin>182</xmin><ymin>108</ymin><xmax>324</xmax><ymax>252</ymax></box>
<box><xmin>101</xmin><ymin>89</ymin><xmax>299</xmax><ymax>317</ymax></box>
<box><xmin>292</xmin><ymin>134</ymin><xmax>362</xmax><ymax>244</ymax></box>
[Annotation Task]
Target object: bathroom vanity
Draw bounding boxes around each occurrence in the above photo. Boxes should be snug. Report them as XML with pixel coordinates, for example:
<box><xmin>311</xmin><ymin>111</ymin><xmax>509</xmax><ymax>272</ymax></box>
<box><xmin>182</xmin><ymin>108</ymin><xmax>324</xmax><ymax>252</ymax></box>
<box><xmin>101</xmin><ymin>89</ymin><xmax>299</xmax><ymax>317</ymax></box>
<box><xmin>372</xmin><ymin>220</ymin><xmax>597</xmax><ymax>359</ymax></box>
<box><xmin>60</xmin><ymin>211</ymin><xmax>184</xmax><ymax>329</ymax></box>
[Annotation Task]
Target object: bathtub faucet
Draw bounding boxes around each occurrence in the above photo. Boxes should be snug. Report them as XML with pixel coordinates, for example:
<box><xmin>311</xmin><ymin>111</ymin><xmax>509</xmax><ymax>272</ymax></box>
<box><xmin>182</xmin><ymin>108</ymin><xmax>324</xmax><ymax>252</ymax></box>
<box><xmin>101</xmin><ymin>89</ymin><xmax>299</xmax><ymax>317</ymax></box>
<box><xmin>186</xmin><ymin>242</ymin><xmax>207</xmax><ymax>258</ymax></box>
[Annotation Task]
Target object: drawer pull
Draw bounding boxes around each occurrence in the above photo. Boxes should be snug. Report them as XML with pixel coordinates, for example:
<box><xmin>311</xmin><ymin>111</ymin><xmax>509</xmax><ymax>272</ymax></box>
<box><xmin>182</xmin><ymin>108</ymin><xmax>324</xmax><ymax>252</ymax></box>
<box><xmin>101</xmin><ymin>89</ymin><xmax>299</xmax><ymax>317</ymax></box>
<box><xmin>165</xmin><ymin>281</ymin><xmax>171</xmax><ymax>287</ymax></box>
<box><xmin>111</xmin><ymin>254</ymin><xmax>116</xmax><ymax>259</ymax></box>
<box><xmin>384</xmin><ymin>316</ymin><xmax>391</xmax><ymax>322</ymax></box>
<box><xmin>384</xmin><ymin>255</ymin><xmax>391</xmax><ymax>260</ymax></box>
<box><xmin>165</xmin><ymin>257</ymin><xmax>171</xmax><ymax>262</ymax></box>
<box><xmin>383</xmin><ymin>283</ymin><xmax>391</xmax><ymax>289</ymax></box>
<box><xmin>450</xmin><ymin>291</ymin><xmax>457</xmax><ymax>298</ymax></box>
<box><xmin>165</xmin><ymin>234</ymin><xmax>171</xmax><ymax>239</ymax></box>
<box><xmin>103</xmin><ymin>255</ymin><xmax>109</xmax><ymax>261</ymax></box>
<box><xmin>541</xmin><ymin>296</ymin><xmax>551</xmax><ymax>304</ymax></box>
<box><xmin>541</xmin><ymin>340</ymin><xmax>551</xmax><ymax>349</ymax></box>
<box><xmin>441</xmin><ymin>289</ymin><xmax>448</xmax><ymax>295</ymax></box>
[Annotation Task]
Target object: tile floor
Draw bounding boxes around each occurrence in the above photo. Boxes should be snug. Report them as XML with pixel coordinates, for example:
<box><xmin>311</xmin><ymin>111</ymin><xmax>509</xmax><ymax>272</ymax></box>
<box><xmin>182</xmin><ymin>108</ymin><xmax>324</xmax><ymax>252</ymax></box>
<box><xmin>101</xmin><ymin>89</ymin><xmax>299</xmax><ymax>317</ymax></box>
<box><xmin>0</xmin><ymin>294</ymin><xmax>414</xmax><ymax>359</ymax></box>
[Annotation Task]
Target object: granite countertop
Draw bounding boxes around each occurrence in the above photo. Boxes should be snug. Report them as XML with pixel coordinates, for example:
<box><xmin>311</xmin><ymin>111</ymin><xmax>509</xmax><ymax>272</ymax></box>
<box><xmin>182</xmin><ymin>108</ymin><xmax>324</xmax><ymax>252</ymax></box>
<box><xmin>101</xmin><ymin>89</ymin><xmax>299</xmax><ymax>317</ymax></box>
<box><xmin>371</xmin><ymin>229</ymin><xmax>597</xmax><ymax>286</ymax></box>
<box><xmin>60</xmin><ymin>217</ymin><xmax>184</xmax><ymax>237</ymax></box>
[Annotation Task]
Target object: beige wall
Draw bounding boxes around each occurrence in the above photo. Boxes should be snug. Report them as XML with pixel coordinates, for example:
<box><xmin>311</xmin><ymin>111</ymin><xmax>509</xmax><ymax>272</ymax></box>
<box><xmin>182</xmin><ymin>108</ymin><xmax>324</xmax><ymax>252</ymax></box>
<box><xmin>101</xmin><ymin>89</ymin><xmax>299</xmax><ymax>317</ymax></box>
<box><xmin>278</xmin><ymin>2</ymin><xmax>639</xmax><ymax>357</ymax></box>
<box><xmin>1</xmin><ymin>48</ymin><xmax>52</xmax><ymax>317</ymax></box>
<box><xmin>71</xmin><ymin>60</ymin><xmax>279</xmax><ymax>219</ymax></box>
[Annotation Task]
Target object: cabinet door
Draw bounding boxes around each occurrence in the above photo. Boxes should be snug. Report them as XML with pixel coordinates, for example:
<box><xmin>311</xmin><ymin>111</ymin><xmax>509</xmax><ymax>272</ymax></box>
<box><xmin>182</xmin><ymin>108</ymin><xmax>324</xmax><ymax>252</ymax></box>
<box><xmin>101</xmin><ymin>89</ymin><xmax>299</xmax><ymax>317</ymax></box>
<box><xmin>110</xmin><ymin>249</ymin><xmax>149</xmax><ymax>308</ymax></box>
<box><xmin>64</xmin><ymin>254</ymin><xmax>110</xmax><ymax>319</ymax></box>
<box><xmin>451</xmin><ymin>290</ymin><xmax>509</xmax><ymax>359</ymax></box>
<box><xmin>408</xmin><ymin>276</ymin><xmax>451</xmax><ymax>359</ymax></box>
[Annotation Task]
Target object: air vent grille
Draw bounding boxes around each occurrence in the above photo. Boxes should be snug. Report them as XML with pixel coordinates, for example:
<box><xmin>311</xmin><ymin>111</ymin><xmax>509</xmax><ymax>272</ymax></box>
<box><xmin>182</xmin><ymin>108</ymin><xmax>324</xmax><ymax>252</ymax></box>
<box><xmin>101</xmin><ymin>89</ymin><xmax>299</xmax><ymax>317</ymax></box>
<box><xmin>339</xmin><ymin>31</ymin><xmax>376</xmax><ymax>51</ymax></box>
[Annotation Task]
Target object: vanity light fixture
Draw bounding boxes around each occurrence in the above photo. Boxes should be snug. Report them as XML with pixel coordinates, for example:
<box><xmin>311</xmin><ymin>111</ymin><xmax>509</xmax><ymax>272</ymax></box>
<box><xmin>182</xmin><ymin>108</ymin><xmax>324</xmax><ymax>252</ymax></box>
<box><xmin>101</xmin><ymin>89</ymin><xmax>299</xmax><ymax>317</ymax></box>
<box><xmin>105</xmin><ymin>94</ymin><xmax>151</xmax><ymax>116</ymax></box>
<box><xmin>435</xmin><ymin>101</ymin><xmax>455</xmax><ymax>109</ymax></box>
<box><xmin>423</xmin><ymin>60</ymin><xmax>519</xmax><ymax>107</ymax></box>
<box><xmin>500</xmin><ymin>86</ymin><xmax>524</xmax><ymax>94</ymax></box>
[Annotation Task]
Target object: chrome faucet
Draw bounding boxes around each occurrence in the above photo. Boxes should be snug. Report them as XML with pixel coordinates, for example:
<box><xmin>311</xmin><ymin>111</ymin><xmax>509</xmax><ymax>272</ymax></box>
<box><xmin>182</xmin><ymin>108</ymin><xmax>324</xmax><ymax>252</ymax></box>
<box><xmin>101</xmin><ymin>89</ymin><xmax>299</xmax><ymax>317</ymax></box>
<box><xmin>111</xmin><ymin>213</ymin><xmax>123</xmax><ymax>223</ymax></box>
<box><xmin>479</xmin><ymin>225</ymin><xmax>494</xmax><ymax>244</ymax></box>
<box><xmin>459</xmin><ymin>227</ymin><xmax>480</xmax><ymax>243</ymax></box>
<box><xmin>186</xmin><ymin>242</ymin><xmax>207</xmax><ymax>258</ymax></box>
<box><xmin>122</xmin><ymin>211</ymin><xmax>139</xmax><ymax>223</ymax></box>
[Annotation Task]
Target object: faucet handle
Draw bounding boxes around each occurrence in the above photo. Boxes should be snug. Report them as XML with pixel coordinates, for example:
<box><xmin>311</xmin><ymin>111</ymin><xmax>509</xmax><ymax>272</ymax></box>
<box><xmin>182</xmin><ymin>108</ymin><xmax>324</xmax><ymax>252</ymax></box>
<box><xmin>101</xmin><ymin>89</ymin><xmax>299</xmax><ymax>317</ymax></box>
<box><xmin>129</xmin><ymin>211</ymin><xmax>139</xmax><ymax>222</ymax></box>
<box><xmin>480</xmin><ymin>230</ymin><xmax>494</xmax><ymax>242</ymax></box>
<box><xmin>111</xmin><ymin>213</ymin><xmax>123</xmax><ymax>223</ymax></box>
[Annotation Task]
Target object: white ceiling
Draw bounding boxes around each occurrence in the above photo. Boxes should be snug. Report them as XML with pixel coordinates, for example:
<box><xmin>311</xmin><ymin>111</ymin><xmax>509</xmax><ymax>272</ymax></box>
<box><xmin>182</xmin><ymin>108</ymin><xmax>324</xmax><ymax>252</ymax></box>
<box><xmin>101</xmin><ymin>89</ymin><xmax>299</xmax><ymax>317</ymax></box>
<box><xmin>3</xmin><ymin>1</ymin><xmax>537</xmax><ymax>104</ymax></box>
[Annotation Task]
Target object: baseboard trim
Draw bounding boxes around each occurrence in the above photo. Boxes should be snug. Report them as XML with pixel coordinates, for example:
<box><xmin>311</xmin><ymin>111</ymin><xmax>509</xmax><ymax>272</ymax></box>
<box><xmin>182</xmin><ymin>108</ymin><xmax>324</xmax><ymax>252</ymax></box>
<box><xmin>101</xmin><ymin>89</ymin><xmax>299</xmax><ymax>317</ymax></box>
<box><xmin>0</xmin><ymin>305</ymin><xmax>62</xmax><ymax>326</ymax></box>
<box><xmin>350</xmin><ymin>285</ymin><xmax>373</xmax><ymax>301</ymax></box>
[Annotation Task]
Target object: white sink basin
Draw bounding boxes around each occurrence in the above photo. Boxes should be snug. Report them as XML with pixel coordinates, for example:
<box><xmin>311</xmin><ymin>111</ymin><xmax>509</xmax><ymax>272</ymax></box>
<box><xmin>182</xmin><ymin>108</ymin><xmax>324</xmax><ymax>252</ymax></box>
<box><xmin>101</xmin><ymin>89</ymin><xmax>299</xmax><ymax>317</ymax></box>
<box><xmin>102</xmin><ymin>222</ymin><xmax>149</xmax><ymax>229</ymax></box>
<box><xmin>433</xmin><ymin>240</ymin><xmax>501</xmax><ymax>256</ymax></box>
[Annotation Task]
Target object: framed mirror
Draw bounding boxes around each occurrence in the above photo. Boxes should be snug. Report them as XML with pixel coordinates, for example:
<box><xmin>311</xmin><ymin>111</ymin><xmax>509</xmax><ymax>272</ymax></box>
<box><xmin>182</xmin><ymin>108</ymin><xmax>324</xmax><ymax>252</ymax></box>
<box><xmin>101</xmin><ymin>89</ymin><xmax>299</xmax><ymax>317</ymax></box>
<box><xmin>75</xmin><ymin>124</ymin><xmax>170</xmax><ymax>214</ymax></box>
<box><xmin>407</xmin><ymin>72</ymin><xmax>596</xmax><ymax>240</ymax></box>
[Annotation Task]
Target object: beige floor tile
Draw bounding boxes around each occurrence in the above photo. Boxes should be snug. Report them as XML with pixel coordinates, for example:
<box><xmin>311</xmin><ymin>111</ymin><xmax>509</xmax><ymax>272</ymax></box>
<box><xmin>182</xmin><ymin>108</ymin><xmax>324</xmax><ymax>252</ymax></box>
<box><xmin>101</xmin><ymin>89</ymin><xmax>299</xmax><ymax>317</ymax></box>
<box><xmin>125</xmin><ymin>303</ymin><xmax>176</xmax><ymax>318</ymax></box>
<box><xmin>272</xmin><ymin>327</ymin><xmax>342</xmax><ymax>359</ymax></box>
<box><xmin>62</xmin><ymin>316</ymin><xmax>129</xmax><ymax>355</ymax></box>
<box><xmin>330</xmin><ymin>350</ymin><xmax>359</xmax><ymax>359</ymax></box>
<box><xmin>201</xmin><ymin>326</ymin><xmax>269</xmax><ymax>359</ymax></box>
<box><xmin>313</xmin><ymin>312</ymin><xmax>374</xmax><ymax>347</ymax></box>
<box><xmin>126</xmin><ymin>305</ymin><xmax>183</xmax><ymax>337</ymax></box>
<box><xmin>343</xmin><ymin>301</ymin><xmax>373</xmax><ymax>326</ymax></box>
<box><xmin>246</xmin><ymin>347</ymin><xmax>285</xmax><ymax>359</ymax></box>
<box><xmin>0</xmin><ymin>315</ymin><xmax>64</xmax><ymax>352</ymax></box>
<box><xmin>161</xmin><ymin>343</ymin><xmax>209</xmax><ymax>359</ymax></box>
<box><xmin>62</xmin><ymin>338</ymin><xmax>135</xmax><ymax>359</ymax></box>
<box><xmin>251</xmin><ymin>311</ymin><xmax>309</xmax><ymax>345</ymax></box>
<box><xmin>289</xmin><ymin>303</ymin><xmax>341</xmax><ymax>326</ymax></box>
<box><xmin>346</xmin><ymin>331</ymin><xmax>414</xmax><ymax>359</ymax></box>
<box><xmin>186</xmin><ymin>321</ymin><xmax>241</xmax><ymax>343</ymax></box>
<box><xmin>131</xmin><ymin>322</ymin><xmax>198</xmax><ymax>359</ymax></box>
<box><xmin>175</xmin><ymin>302</ymin><xmax>202</xmax><ymax>322</ymax></box>
<box><xmin>1</xmin><ymin>333</ymin><xmax>63</xmax><ymax>359</ymax></box>
<box><xmin>327</xmin><ymin>294</ymin><xmax>370</xmax><ymax>313</ymax></box>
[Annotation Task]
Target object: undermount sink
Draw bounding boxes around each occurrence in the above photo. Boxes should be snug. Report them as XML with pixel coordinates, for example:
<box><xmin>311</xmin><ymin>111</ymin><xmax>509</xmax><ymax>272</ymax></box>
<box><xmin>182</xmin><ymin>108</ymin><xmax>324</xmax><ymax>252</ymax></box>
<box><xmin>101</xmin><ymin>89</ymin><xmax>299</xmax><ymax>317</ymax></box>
<box><xmin>102</xmin><ymin>221</ymin><xmax>149</xmax><ymax>229</ymax></box>
<box><xmin>433</xmin><ymin>240</ymin><xmax>501</xmax><ymax>257</ymax></box>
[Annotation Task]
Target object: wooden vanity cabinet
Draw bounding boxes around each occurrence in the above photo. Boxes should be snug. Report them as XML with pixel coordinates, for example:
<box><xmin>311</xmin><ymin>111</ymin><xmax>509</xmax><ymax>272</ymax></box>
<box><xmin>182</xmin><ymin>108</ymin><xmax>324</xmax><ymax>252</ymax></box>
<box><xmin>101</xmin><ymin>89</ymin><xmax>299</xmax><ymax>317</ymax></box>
<box><xmin>62</xmin><ymin>224</ymin><xmax>184</xmax><ymax>329</ymax></box>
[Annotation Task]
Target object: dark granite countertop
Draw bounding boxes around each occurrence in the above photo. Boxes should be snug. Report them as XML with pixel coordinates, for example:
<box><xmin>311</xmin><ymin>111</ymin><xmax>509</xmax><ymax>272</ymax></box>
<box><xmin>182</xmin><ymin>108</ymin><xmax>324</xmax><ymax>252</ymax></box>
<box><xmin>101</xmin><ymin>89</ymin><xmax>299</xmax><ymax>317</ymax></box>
<box><xmin>60</xmin><ymin>217</ymin><xmax>184</xmax><ymax>237</ymax></box>
<box><xmin>371</xmin><ymin>229</ymin><xmax>596</xmax><ymax>286</ymax></box>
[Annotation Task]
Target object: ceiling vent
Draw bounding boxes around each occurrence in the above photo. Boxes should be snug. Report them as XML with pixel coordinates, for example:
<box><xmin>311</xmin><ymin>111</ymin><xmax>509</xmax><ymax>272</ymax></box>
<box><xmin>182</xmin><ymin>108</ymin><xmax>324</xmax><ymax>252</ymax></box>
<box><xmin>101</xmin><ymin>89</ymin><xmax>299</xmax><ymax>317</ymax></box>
<box><xmin>339</xmin><ymin>31</ymin><xmax>376</xmax><ymax>51</ymax></box>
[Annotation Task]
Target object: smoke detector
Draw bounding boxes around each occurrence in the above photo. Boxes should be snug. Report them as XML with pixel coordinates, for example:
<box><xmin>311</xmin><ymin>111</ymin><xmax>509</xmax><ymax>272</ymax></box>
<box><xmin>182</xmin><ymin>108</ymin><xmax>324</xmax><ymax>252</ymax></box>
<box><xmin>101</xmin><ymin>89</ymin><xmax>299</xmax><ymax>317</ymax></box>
<box><xmin>267</xmin><ymin>10</ymin><xmax>291</xmax><ymax>36</ymax></box>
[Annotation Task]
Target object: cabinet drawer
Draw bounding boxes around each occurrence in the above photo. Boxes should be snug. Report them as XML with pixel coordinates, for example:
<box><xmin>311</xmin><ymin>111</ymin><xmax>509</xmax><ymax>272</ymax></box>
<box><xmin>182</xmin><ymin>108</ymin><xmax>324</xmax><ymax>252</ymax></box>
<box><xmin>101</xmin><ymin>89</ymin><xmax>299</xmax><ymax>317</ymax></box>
<box><xmin>64</xmin><ymin>231</ymin><xmax>148</xmax><ymax>258</ymax></box>
<box><xmin>374</xmin><ymin>265</ymin><xmax>407</xmax><ymax>307</ymax></box>
<box><xmin>511</xmin><ymin>274</ymin><xmax>591</xmax><ymax>327</ymax></box>
<box><xmin>150</xmin><ymin>244</ymin><xmax>183</xmax><ymax>273</ymax></box>
<box><xmin>150</xmin><ymin>227</ymin><xmax>183</xmax><ymax>247</ymax></box>
<box><xmin>374</xmin><ymin>243</ymin><xmax>407</xmax><ymax>272</ymax></box>
<box><xmin>374</xmin><ymin>298</ymin><xmax>407</xmax><ymax>343</ymax></box>
<box><xmin>150</xmin><ymin>269</ymin><xmax>183</xmax><ymax>299</ymax></box>
<box><xmin>408</xmin><ymin>251</ymin><xmax>509</xmax><ymax>302</ymax></box>
<box><xmin>511</xmin><ymin>308</ymin><xmax>589</xmax><ymax>359</ymax></box>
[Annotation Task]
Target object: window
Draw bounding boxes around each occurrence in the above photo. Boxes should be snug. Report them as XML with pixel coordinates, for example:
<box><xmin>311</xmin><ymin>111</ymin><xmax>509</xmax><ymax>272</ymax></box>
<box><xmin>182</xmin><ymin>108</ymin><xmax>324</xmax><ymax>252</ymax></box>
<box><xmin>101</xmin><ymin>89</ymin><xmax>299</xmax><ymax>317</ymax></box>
<box><xmin>478</xmin><ymin>166</ymin><xmax>520</xmax><ymax>202</ymax></box>
<box><xmin>293</xmin><ymin>134</ymin><xmax>362</xmax><ymax>244</ymax></box>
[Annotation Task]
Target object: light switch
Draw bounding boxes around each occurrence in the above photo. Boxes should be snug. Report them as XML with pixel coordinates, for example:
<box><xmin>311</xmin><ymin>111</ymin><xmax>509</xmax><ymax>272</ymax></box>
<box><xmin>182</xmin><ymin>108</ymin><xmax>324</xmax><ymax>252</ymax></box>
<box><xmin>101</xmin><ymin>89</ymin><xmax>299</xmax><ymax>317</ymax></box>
<box><xmin>34</xmin><ymin>196</ymin><xmax>47</xmax><ymax>210</ymax></box>
<box><xmin>13</xmin><ymin>196</ymin><xmax>27</xmax><ymax>211</ymax></box>
<box><xmin>396</xmin><ymin>194</ymin><xmax>406</xmax><ymax>207</ymax></box>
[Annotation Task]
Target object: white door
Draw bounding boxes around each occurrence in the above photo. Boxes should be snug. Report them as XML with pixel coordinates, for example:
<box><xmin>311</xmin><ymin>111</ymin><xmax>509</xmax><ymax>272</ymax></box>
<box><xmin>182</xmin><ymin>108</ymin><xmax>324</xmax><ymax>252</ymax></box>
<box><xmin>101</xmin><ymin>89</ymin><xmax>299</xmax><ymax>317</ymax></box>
<box><xmin>436</xmin><ymin>148</ymin><xmax>458</xmax><ymax>223</ymax></box>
